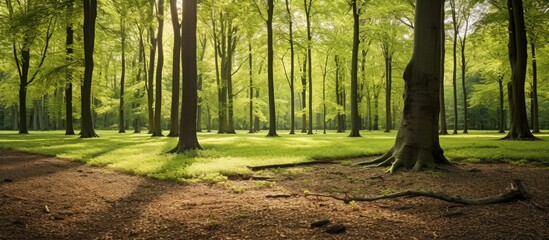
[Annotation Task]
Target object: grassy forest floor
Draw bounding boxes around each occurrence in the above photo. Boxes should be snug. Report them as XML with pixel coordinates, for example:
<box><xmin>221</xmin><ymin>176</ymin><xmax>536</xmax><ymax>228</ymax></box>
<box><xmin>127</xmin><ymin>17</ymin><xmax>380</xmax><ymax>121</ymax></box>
<box><xmin>1</xmin><ymin>131</ymin><xmax>549</xmax><ymax>239</ymax></box>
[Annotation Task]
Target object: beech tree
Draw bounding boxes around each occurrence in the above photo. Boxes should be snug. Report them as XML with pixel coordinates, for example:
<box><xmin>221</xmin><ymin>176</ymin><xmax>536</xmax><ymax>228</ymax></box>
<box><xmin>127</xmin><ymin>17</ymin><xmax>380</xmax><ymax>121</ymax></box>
<box><xmin>81</xmin><ymin>0</ymin><xmax>98</xmax><ymax>138</ymax></box>
<box><xmin>359</xmin><ymin>0</ymin><xmax>450</xmax><ymax>172</ymax></box>
<box><xmin>171</xmin><ymin>0</ymin><xmax>201</xmax><ymax>151</ymax></box>
<box><xmin>503</xmin><ymin>0</ymin><xmax>536</xmax><ymax>140</ymax></box>
<box><xmin>168</xmin><ymin>0</ymin><xmax>181</xmax><ymax>137</ymax></box>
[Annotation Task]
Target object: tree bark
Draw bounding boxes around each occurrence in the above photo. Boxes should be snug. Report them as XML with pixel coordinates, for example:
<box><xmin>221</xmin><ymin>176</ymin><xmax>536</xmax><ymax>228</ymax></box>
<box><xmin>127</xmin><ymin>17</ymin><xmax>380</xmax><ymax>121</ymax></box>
<box><xmin>459</xmin><ymin>20</ymin><xmax>469</xmax><ymax>134</ymax></box>
<box><xmin>498</xmin><ymin>75</ymin><xmax>505</xmax><ymax>133</ymax></box>
<box><xmin>65</xmin><ymin>12</ymin><xmax>75</xmax><ymax>135</ymax></box>
<box><xmin>168</xmin><ymin>0</ymin><xmax>181</xmax><ymax>137</ymax></box>
<box><xmin>450</xmin><ymin>0</ymin><xmax>459</xmax><ymax>135</ymax></box>
<box><xmin>349</xmin><ymin>0</ymin><xmax>361</xmax><ymax>137</ymax></box>
<box><xmin>248</xmin><ymin>40</ymin><xmax>254</xmax><ymax>134</ymax></box>
<box><xmin>266</xmin><ymin>0</ymin><xmax>278</xmax><ymax>137</ymax></box>
<box><xmin>301</xmin><ymin>57</ymin><xmax>307</xmax><ymax>133</ymax></box>
<box><xmin>305</xmin><ymin>0</ymin><xmax>314</xmax><ymax>135</ymax></box>
<box><xmin>172</xmin><ymin>0</ymin><xmax>201</xmax><ymax>151</ymax></box>
<box><xmin>152</xmin><ymin>0</ymin><xmax>165</xmax><ymax>137</ymax></box>
<box><xmin>286</xmin><ymin>0</ymin><xmax>296</xmax><ymax>135</ymax></box>
<box><xmin>503</xmin><ymin>0</ymin><xmax>536</xmax><ymax>140</ymax></box>
<box><xmin>119</xmin><ymin>17</ymin><xmax>127</xmax><ymax>134</ymax></box>
<box><xmin>530</xmin><ymin>42</ymin><xmax>539</xmax><ymax>133</ymax></box>
<box><xmin>439</xmin><ymin>1</ymin><xmax>448</xmax><ymax>135</ymax></box>
<box><xmin>358</xmin><ymin>0</ymin><xmax>449</xmax><ymax>173</ymax></box>
<box><xmin>146</xmin><ymin>0</ymin><xmax>157</xmax><ymax>134</ymax></box>
<box><xmin>81</xmin><ymin>0</ymin><xmax>98</xmax><ymax>138</ymax></box>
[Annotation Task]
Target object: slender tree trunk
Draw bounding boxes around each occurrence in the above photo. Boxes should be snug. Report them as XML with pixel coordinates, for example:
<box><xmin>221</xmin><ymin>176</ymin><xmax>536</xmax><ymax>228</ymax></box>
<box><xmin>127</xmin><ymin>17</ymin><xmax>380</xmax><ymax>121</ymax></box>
<box><xmin>211</xmin><ymin>12</ymin><xmax>224</xmax><ymax>134</ymax></box>
<box><xmin>335</xmin><ymin>55</ymin><xmax>343</xmax><ymax>133</ymax></box>
<box><xmin>248</xmin><ymin>41</ymin><xmax>254</xmax><ymax>133</ymax></box>
<box><xmin>286</xmin><ymin>0</ymin><xmax>296</xmax><ymax>135</ymax></box>
<box><xmin>119</xmin><ymin>18</ymin><xmax>127</xmax><ymax>134</ymax></box>
<box><xmin>358</xmin><ymin>0</ymin><xmax>449</xmax><ymax>172</ymax></box>
<box><xmin>65</xmin><ymin>19</ymin><xmax>75</xmax><ymax>135</ymax></box>
<box><xmin>197</xmin><ymin>35</ymin><xmax>206</xmax><ymax>132</ymax></box>
<box><xmin>172</xmin><ymin>0</ymin><xmax>201</xmax><ymax>151</ymax></box>
<box><xmin>301</xmin><ymin>57</ymin><xmax>307</xmax><ymax>133</ymax></box>
<box><xmin>503</xmin><ymin>0</ymin><xmax>536</xmax><ymax>140</ymax></box>
<box><xmin>305</xmin><ymin>0</ymin><xmax>313</xmax><ymax>135</ymax></box>
<box><xmin>373</xmin><ymin>89</ymin><xmax>379</xmax><ymax>131</ymax></box>
<box><xmin>498</xmin><ymin>75</ymin><xmax>505</xmax><ymax>133</ymax></box>
<box><xmin>530</xmin><ymin>42</ymin><xmax>539</xmax><ymax>133</ymax></box>
<box><xmin>81</xmin><ymin>0</ymin><xmax>98</xmax><ymax>138</ymax></box>
<box><xmin>349</xmin><ymin>0</ymin><xmax>361</xmax><ymax>137</ymax></box>
<box><xmin>226</xmin><ymin>26</ymin><xmax>237</xmax><ymax>134</ymax></box>
<box><xmin>384</xmin><ymin>52</ymin><xmax>392</xmax><ymax>133</ymax></box>
<box><xmin>254</xmin><ymin>88</ymin><xmax>260</xmax><ymax>132</ymax></box>
<box><xmin>266</xmin><ymin>0</ymin><xmax>278</xmax><ymax>136</ymax></box>
<box><xmin>450</xmin><ymin>0</ymin><xmax>458</xmax><ymax>135</ymax></box>
<box><xmin>168</xmin><ymin>0</ymin><xmax>181</xmax><ymax>137</ymax></box>
<box><xmin>460</xmin><ymin>29</ymin><xmax>468</xmax><ymax>134</ymax></box>
<box><xmin>152</xmin><ymin>0</ymin><xmax>164</xmax><ymax>137</ymax></box>
<box><xmin>439</xmin><ymin>1</ymin><xmax>448</xmax><ymax>135</ymax></box>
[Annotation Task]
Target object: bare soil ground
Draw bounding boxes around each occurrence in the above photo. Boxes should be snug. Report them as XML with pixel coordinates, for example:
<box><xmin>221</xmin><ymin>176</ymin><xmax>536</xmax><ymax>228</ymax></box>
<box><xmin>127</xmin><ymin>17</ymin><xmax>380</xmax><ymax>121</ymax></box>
<box><xmin>1</xmin><ymin>149</ymin><xmax>548</xmax><ymax>240</ymax></box>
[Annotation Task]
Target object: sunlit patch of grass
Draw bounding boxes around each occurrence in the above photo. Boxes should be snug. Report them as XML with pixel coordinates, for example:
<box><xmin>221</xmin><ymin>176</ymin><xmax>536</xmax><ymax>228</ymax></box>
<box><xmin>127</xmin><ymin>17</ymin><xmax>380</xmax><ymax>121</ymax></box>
<box><xmin>1</xmin><ymin>130</ymin><xmax>549</xmax><ymax>182</ymax></box>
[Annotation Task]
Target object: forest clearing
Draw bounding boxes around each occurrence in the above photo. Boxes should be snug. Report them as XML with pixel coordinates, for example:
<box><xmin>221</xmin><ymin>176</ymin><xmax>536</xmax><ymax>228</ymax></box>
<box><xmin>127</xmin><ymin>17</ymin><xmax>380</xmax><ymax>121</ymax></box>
<box><xmin>1</xmin><ymin>131</ymin><xmax>549</xmax><ymax>239</ymax></box>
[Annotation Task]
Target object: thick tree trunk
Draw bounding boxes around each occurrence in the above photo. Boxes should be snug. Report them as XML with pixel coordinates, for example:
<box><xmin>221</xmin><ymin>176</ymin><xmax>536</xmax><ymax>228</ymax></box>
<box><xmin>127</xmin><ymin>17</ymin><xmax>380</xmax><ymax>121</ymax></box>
<box><xmin>152</xmin><ymin>0</ymin><xmax>165</xmax><ymax>137</ymax></box>
<box><xmin>173</xmin><ymin>0</ymin><xmax>201</xmax><ymax>151</ymax></box>
<box><xmin>168</xmin><ymin>0</ymin><xmax>181</xmax><ymax>137</ymax></box>
<box><xmin>81</xmin><ymin>0</ymin><xmax>98</xmax><ymax>138</ymax></box>
<box><xmin>503</xmin><ymin>0</ymin><xmax>536</xmax><ymax>140</ymax></box>
<box><xmin>358</xmin><ymin>0</ymin><xmax>449</xmax><ymax>172</ymax></box>
<box><xmin>266</xmin><ymin>0</ymin><xmax>278</xmax><ymax>137</ymax></box>
<box><xmin>349</xmin><ymin>0</ymin><xmax>361</xmax><ymax>137</ymax></box>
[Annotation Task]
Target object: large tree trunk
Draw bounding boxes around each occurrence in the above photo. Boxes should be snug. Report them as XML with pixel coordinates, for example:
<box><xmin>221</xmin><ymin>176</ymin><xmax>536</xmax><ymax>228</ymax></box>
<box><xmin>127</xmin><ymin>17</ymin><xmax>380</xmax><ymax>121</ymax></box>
<box><xmin>349</xmin><ymin>0</ymin><xmax>361</xmax><ymax>137</ymax></box>
<box><xmin>503</xmin><ymin>0</ymin><xmax>536</xmax><ymax>140</ymax></box>
<box><xmin>358</xmin><ymin>0</ymin><xmax>449</xmax><ymax>173</ymax></box>
<box><xmin>81</xmin><ymin>0</ymin><xmax>98</xmax><ymax>138</ymax></box>
<box><xmin>152</xmin><ymin>0</ymin><xmax>164</xmax><ymax>137</ymax></box>
<box><xmin>168</xmin><ymin>0</ymin><xmax>181</xmax><ymax>137</ymax></box>
<box><xmin>172</xmin><ymin>0</ymin><xmax>201</xmax><ymax>152</ymax></box>
<box><xmin>266</xmin><ymin>0</ymin><xmax>278</xmax><ymax>137</ymax></box>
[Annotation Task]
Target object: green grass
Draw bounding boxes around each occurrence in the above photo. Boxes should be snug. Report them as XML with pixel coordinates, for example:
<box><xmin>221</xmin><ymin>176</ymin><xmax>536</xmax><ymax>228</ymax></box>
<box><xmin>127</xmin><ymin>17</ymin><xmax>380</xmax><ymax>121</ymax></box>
<box><xmin>0</xmin><ymin>130</ymin><xmax>548</xmax><ymax>182</ymax></box>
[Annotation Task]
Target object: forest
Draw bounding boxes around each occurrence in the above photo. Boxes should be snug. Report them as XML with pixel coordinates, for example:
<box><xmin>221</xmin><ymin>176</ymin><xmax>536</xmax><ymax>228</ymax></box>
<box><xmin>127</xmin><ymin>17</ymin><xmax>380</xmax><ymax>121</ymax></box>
<box><xmin>1</xmin><ymin>0</ymin><xmax>549</xmax><ymax>239</ymax></box>
<box><xmin>0</xmin><ymin>0</ymin><xmax>547</xmax><ymax>136</ymax></box>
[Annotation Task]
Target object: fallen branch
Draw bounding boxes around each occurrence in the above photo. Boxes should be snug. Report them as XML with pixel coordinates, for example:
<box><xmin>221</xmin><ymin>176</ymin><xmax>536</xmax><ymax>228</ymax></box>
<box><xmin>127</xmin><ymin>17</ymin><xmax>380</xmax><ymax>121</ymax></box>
<box><xmin>247</xmin><ymin>160</ymin><xmax>338</xmax><ymax>171</ymax></box>
<box><xmin>306</xmin><ymin>179</ymin><xmax>532</xmax><ymax>205</ymax></box>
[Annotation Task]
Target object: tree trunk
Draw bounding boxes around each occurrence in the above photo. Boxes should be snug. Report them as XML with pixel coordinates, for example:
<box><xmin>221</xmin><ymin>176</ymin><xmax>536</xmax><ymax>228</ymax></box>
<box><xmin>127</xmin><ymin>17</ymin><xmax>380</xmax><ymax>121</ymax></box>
<box><xmin>197</xmin><ymin>35</ymin><xmax>206</xmax><ymax>132</ymax></box>
<box><xmin>81</xmin><ymin>0</ymin><xmax>98</xmax><ymax>138</ymax></box>
<box><xmin>248</xmin><ymin>40</ymin><xmax>254</xmax><ymax>134</ymax></box>
<box><xmin>439</xmin><ymin>1</ymin><xmax>448</xmax><ymax>135</ymax></box>
<box><xmin>358</xmin><ymin>0</ymin><xmax>449</xmax><ymax>172</ymax></box>
<box><xmin>384</xmin><ymin>53</ymin><xmax>392</xmax><ymax>133</ymax></box>
<box><xmin>172</xmin><ymin>0</ymin><xmax>201</xmax><ymax>152</ymax></box>
<box><xmin>147</xmin><ymin>0</ymin><xmax>157</xmax><ymax>134</ymax></box>
<box><xmin>226</xmin><ymin>26</ymin><xmax>238</xmax><ymax>134</ymax></box>
<box><xmin>460</xmin><ymin>26</ymin><xmax>469</xmax><ymax>134</ymax></box>
<box><xmin>266</xmin><ymin>0</ymin><xmax>278</xmax><ymax>137</ymax></box>
<box><xmin>65</xmin><ymin>22</ymin><xmax>75</xmax><ymax>135</ymax></box>
<box><xmin>305</xmin><ymin>0</ymin><xmax>313</xmax><ymax>135</ymax></box>
<box><xmin>450</xmin><ymin>0</ymin><xmax>458</xmax><ymax>135</ymax></box>
<box><xmin>211</xmin><ymin>12</ymin><xmax>225</xmax><ymax>134</ymax></box>
<box><xmin>498</xmin><ymin>75</ymin><xmax>505</xmax><ymax>133</ymax></box>
<box><xmin>335</xmin><ymin>55</ymin><xmax>343</xmax><ymax>133</ymax></box>
<box><xmin>301</xmin><ymin>57</ymin><xmax>307</xmax><ymax>133</ymax></box>
<box><xmin>168</xmin><ymin>0</ymin><xmax>181</xmax><ymax>137</ymax></box>
<box><xmin>286</xmin><ymin>0</ymin><xmax>296</xmax><ymax>135</ymax></box>
<box><xmin>119</xmin><ymin>17</ymin><xmax>127</xmax><ymax>134</ymax></box>
<box><xmin>530</xmin><ymin>42</ymin><xmax>539</xmax><ymax>133</ymax></box>
<box><xmin>349</xmin><ymin>0</ymin><xmax>361</xmax><ymax>137</ymax></box>
<box><xmin>152</xmin><ymin>0</ymin><xmax>164</xmax><ymax>137</ymax></box>
<box><xmin>503</xmin><ymin>0</ymin><xmax>536</xmax><ymax>140</ymax></box>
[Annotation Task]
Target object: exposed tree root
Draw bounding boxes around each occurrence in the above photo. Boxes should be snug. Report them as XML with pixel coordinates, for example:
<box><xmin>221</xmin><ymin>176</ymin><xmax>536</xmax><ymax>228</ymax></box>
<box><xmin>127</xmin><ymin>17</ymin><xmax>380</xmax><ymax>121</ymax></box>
<box><xmin>247</xmin><ymin>160</ymin><xmax>338</xmax><ymax>171</ymax></box>
<box><xmin>306</xmin><ymin>179</ymin><xmax>532</xmax><ymax>205</ymax></box>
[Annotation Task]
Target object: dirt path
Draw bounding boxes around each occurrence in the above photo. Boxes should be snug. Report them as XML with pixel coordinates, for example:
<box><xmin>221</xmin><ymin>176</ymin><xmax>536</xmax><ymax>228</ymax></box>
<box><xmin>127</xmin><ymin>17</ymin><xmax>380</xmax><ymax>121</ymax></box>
<box><xmin>1</xmin><ymin>150</ymin><xmax>548</xmax><ymax>239</ymax></box>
